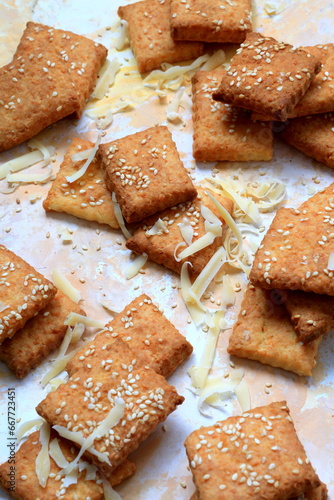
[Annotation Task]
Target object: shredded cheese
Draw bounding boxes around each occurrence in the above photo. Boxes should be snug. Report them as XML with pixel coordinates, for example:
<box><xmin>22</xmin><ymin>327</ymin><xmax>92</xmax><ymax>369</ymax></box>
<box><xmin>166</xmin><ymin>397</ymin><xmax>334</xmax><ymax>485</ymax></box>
<box><xmin>40</xmin><ymin>349</ymin><xmax>80</xmax><ymax>386</ymax></box>
<box><xmin>0</xmin><ymin>301</ymin><xmax>8</xmax><ymax>313</ymax></box>
<box><xmin>92</xmin><ymin>57</ymin><xmax>121</xmax><ymax>100</ymax></box>
<box><xmin>16</xmin><ymin>418</ymin><xmax>44</xmax><ymax>442</ymax></box>
<box><xmin>125</xmin><ymin>253</ymin><xmax>148</xmax><ymax>279</ymax></box>
<box><xmin>201</xmin><ymin>49</ymin><xmax>226</xmax><ymax>71</ymax></box>
<box><xmin>35</xmin><ymin>422</ymin><xmax>51</xmax><ymax>488</ymax></box>
<box><xmin>103</xmin><ymin>477</ymin><xmax>122</xmax><ymax>500</ymax></box>
<box><xmin>178</xmin><ymin>218</ymin><xmax>194</xmax><ymax>246</ymax></box>
<box><xmin>66</xmin><ymin>134</ymin><xmax>101</xmax><ymax>184</ymax></box>
<box><xmin>328</xmin><ymin>252</ymin><xmax>334</xmax><ymax>270</ymax></box>
<box><xmin>221</xmin><ymin>275</ymin><xmax>235</xmax><ymax>308</ymax></box>
<box><xmin>177</xmin><ymin>232</ymin><xmax>216</xmax><ymax>259</ymax></box>
<box><xmin>191</xmin><ymin>247</ymin><xmax>226</xmax><ymax>299</ymax></box>
<box><xmin>71</xmin><ymin>148</ymin><xmax>92</xmax><ymax>163</ymax></box>
<box><xmin>166</xmin><ymin>87</ymin><xmax>185</xmax><ymax>123</ymax></box>
<box><xmin>234</xmin><ymin>378</ymin><xmax>251</xmax><ymax>411</ymax></box>
<box><xmin>27</xmin><ymin>138</ymin><xmax>54</xmax><ymax>167</ymax></box>
<box><xmin>111</xmin><ymin>192</ymin><xmax>132</xmax><ymax>239</ymax></box>
<box><xmin>180</xmin><ymin>261</ymin><xmax>208</xmax><ymax>326</ymax></box>
<box><xmin>52</xmin><ymin>269</ymin><xmax>81</xmax><ymax>303</ymax></box>
<box><xmin>49</xmin><ymin>438</ymin><xmax>69</xmax><ymax>468</ymax></box>
<box><xmin>64</xmin><ymin>313</ymin><xmax>105</xmax><ymax>329</ymax></box>
<box><xmin>6</xmin><ymin>166</ymin><xmax>53</xmax><ymax>184</ymax></box>
<box><xmin>146</xmin><ymin>218</ymin><xmax>168</xmax><ymax>236</ymax></box>
<box><xmin>114</xmin><ymin>19</ymin><xmax>129</xmax><ymax>50</ymax></box>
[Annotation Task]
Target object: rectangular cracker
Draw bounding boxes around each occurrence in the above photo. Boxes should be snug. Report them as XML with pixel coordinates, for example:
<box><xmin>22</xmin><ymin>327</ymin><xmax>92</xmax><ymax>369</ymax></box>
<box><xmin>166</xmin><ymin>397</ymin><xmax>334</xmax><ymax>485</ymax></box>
<box><xmin>0</xmin><ymin>290</ymin><xmax>85</xmax><ymax>378</ymax></box>
<box><xmin>0</xmin><ymin>22</ymin><xmax>107</xmax><ymax>153</ymax></box>
<box><xmin>0</xmin><ymin>245</ymin><xmax>57</xmax><ymax>344</ymax></box>
<box><xmin>126</xmin><ymin>187</ymin><xmax>233</xmax><ymax>276</ymax></box>
<box><xmin>170</xmin><ymin>0</ymin><xmax>252</xmax><ymax>43</ymax></box>
<box><xmin>227</xmin><ymin>285</ymin><xmax>322</xmax><ymax>376</ymax></box>
<box><xmin>43</xmin><ymin>137</ymin><xmax>119</xmax><ymax>229</ymax></box>
<box><xmin>212</xmin><ymin>32</ymin><xmax>322</xmax><ymax>121</ymax></box>
<box><xmin>184</xmin><ymin>401</ymin><xmax>321</xmax><ymax>500</ymax></box>
<box><xmin>279</xmin><ymin>112</ymin><xmax>334</xmax><ymax>169</ymax></box>
<box><xmin>191</xmin><ymin>71</ymin><xmax>273</xmax><ymax>162</ymax></box>
<box><xmin>36</xmin><ymin>338</ymin><xmax>184</xmax><ymax>475</ymax></box>
<box><xmin>66</xmin><ymin>293</ymin><xmax>193</xmax><ymax>378</ymax></box>
<box><xmin>250</xmin><ymin>185</ymin><xmax>334</xmax><ymax>295</ymax></box>
<box><xmin>118</xmin><ymin>0</ymin><xmax>204</xmax><ymax>74</ymax></box>
<box><xmin>98</xmin><ymin>125</ymin><xmax>197</xmax><ymax>223</ymax></box>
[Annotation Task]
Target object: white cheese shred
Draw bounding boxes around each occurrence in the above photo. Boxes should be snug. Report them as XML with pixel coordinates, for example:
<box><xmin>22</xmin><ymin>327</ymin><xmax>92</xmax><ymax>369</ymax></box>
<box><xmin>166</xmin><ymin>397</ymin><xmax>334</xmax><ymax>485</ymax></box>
<box><xmin>6</xmin><ymin>166</ymin><xmax>53</xmax><ymax>184</ymax></box>
<box><xmin>66</xmin><ymin>134</ymin><xmax>101</xmax><ymax>184</ymax></box>
<box><xmin>103</xmin><ymin>478</ymin><xmax>122</xmax><ymax>500</ymax></box>
<box><xmin>16</xmin><ymin>418</ymin><xmax>44</xmax><ymax>443</ymax></box>
<box><xmin>114</xmin><ymin>20</ymin><xmax>129</xmax><ymax>51</ymax></box>
<box><xmin>328</xmin><ymin>252</ymin><xmax>334</xmax><ymax>270</ymax></box>
<box><xmin>92</xmin><ymin>57</ymin><xmax>121</xmax><ymax>100</ymax></box>
<box><xmin>125</xmin><ymin>253</ymin><xmax>148</xmax><ymax>279</ymax></box>
<box><xmin>178</xmin><ymin>218</ymin><xmax>194</xmax><ymax>245</ymax></box>
<box><xmin>52</xmin><ymin>269</ymin><xmax>81</xmax><ymax>303</ymax></box>
<box><xmin>35</xmin><ymin>422</ymin><xmax>51</xmax><ymax>488</ymax></box>
<box><xmin>191</xmin><ymin>247</ymin><xmax>226</xmax><ymax>299</ymax></box>
<box><xmin>201</xmin><ymin>49</ymin><xmax>226</xmax><ymax>71</ymax></box>
<box><xmin>234</xmin><ymin>378</ymin><xmax>251</xmax><ymax>412</ymax></box>
<box><xmin>111</xmin><ymin>192</ymin><xmax>132</xmax><ymax>239</ymax></box>
<box><xmin>177</xmin><ymin>232</ymin><xmax>216</xmax><ymax>259</ymax></box>
<box><xmin>166</xmin><ymin>87</ymin><xmax>185</xmax><ymax>123</ymax></box>
<box><xmin>49</xmin><ymin>438</ymin><xmax>69</xmax><ymax>468</ymax></box>
<box><xmin>64</xmin><ymin>313</ymin><xmax>105</xmax><ymax>329</ymax></box>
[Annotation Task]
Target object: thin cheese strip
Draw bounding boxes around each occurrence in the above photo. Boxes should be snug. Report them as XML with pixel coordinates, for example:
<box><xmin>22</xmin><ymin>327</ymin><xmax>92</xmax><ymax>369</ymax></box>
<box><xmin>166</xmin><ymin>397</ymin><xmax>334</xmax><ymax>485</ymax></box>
<box><xmin>191</xmin><ymin>247</ymin><xmax>226</xmax><ymax>299</ymax></box>
<box><xmin>114</xmin><ymin>19</ymin><xmax>129</xmax><ymax>51</ymax></box>
<box><xmin>64</xmin><ymin>313</ymin><xmax>105</xmax><ymax>329</ymax></box>
<box><xmin>166</xmin><ymin>87</ymin><xmax>185</xmax><ymax>123</ymax></box>
<box><xmin>16</xmin><ymin>418</ymin><xmax>44</xmax><ymax>442</ymax></box>
<box><xmin>35</xmin><ymin>422</ymin><xmax>51</xmax><ymax>488</ymax></box>
<box><xmin>0</xmin><ymin>150</ymin><xmax>44</xmax><ymax>179</ymax></box>
<box><xmin>103</xmin><ymin>477</ymin><xmax>122</xmax><ymax>500</ymax></box>
<box><xmin>221</xmin><ymin>275</ymin><xmax>235</xmax><ymax>308</ymax></box>
<box><xmin>328</xmin><ymin>252</ymin><xmax>334</xmax><ymax>270</ymax></box>
<box><xmin>178</xmin><ymin>218</ymin><xmax>194</xmax><ymax>245</ymax></box>
<box><xmin>177</xmin><ymin>232</ymin><xmax>216</xmax><ymax>259</ymax></box>
<box><xmin>234</xmin><ymin>378</ymin><xmax>251</xmax><ymax>412</ymax></box>
<box><xmin>6</xmin><ymin>166</ymin><xmax>53</xmax><ymax>184</ymax></box>
<box><xmin>49</xmin><ymin>438</ymin><xmax>69</xmax><ymax>468</ymax></box>
<box><xmin>146</xmin><ymin>218</ymin><xmax>168</xmax><ymax>236</ymax></box>
<box><xmin>112</xmin><ymin>192</ymin><xmax>132</xmax><ymax>239</ymax></box>
<box><xmin>125</xmin><ymin>253</ymin><xmax>148</xmax><ymax>279</ymax></box>
<box><xmin>180</xmin><ymin>261</ymin><xmax>208</xmax><ymax>326</ymax></box>
<box><xmin>66</xmin><ymin>134</ymin><xmax>101</xmax><ymax>184</ymax></box>
<box><xmin>27</xmin><ymin>138</ymin><xmax>55</xmax><ymax>167</ymax></box>
<box><xmin>201</xmin><ymin>49</ymin><xmax>226</xmax><ymax>71</ymax></box>
<box><xmin>197</xmin><ymin>370</ymin><xmax>244</xmax><ymax>416</ymax></box>
<box><xmin>40</xmin><ymin>349</ymin><xmax>81</xmax><ymax>386</ymax></box>
<box><xmin>143</xmin><ymin>54</ymin><xmax>210</xmax><ymax>88</ymax></box>
<box><xmin>92</xmin><ymin>57</ymin><xmax>121</xmax><ymax>100</ymax></box>
<box><xmin>52</xmin><ymin>269</ymin><xmax>81</xmax><ymax>303</ymax></box>
<box><xmin>71</xmin><ymin>149</ymin><xmax>92</xmax><ymax>163</ymax></box>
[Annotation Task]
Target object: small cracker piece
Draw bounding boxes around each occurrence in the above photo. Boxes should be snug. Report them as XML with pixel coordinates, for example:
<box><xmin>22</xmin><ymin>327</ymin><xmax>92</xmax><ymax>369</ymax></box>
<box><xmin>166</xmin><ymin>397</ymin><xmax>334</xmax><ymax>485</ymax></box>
<box><xmin>98</xmin><ymin>125</ymin><xmax>197</xmax><ymax>223</ymax></box>
<box><xmin>192</xmin><ymin>70</ymin><xmax>273</xmax><ymax>162</ymax></box>
<box><xmin>0</xmin><ymin>291</ymin><xmax>85</xmax><ymax>378</ymax></box>
<box><xmin>227</xmin><ymin>285</ymin><xmax>322</xmax><ymax>376</ymax></box>
<box><xmin>66</xmin><ymin>293</ymin><xmax>193</xmax><ymax>378</ymax></box>
<box><xmin>43</xmin><ymin>138</ymin><xmax>119</xmax><ymax>229</ymax></box>
<box><xmin>190</xmin><ymin>484</ymin><xmax>328</xmax><ymax>500</ymax></box>
<box><xmin>0</xmin><ymin>22</ymin><xmax>107</xmax><ymax>153</ymax></box>
<box><xmin>212</xmin><ymin>32</ymin><xmax>322</xmax><ymax>121</ymax></box>
<box><xmin>36</xmin><ymin>338</ymin><xmax>184</xmax><ymax>475</ymax></box>
<box><xmin>117</xmin><ymin>0</ymin><xmax>204</xmax><ymax>74</ymax></box>
<box><xmin>184</xmin><ymin>401</ymin><xmax>321</xmax><ymax>500</ymax></box>
<box><xmin>0</xmin><ymin>245</ymin><xmax>57</xmax><ymax>344</ymax></box>
<box><xmin>126</xmin><ymin>188</ymin><xmax>233</xmax><ymax>276</ymax></box>
<box><xmin>170</xmin><ymin>0</ymin><xmax>252</xmax><ymax>44</ymax></box>
<box><xmin>279</xmin><ymin>112</ymin><xmax>334</xmax><ymax>169</ymax></box>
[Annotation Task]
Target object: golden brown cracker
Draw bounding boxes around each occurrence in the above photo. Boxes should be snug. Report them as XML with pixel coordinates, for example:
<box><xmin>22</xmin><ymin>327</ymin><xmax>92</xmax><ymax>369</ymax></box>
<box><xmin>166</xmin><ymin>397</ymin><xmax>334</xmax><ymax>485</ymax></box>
<box><xmin>185</xmin><ymin>401</ymin><xmax>321</xmax><ymax>500</ymax></box>
<box><xmin>118</xmin><ymin>0</ymin><xmax>204</xmax><ymax>74</ymax></box>
<box><xmin>0</xmin><ymin>22</ymin><xmax>107</xmax><ymax>152</ymax></box>
<box><xmin>0</xmin><ymin>245</ymin><xmax>57</xmax><ymax>344</ymax></box>
<box><xmin>43</xmin><ymin>137</ymin><xmax>119</xmax><ymax>229</ymax></box>
<box><xmin>192</xmin><ymin>71</ymin><xmax>273</xmax><ymax>162</ymax></box>
<box><xmin>227</xmin><ymin>285</ymin><xmax>322</xmax><ymax>376</ymax></box>
<box><xmin>212</xmin><ymin>32</ymin><xmax>322</xmax><ymax>121</ymax></box>
<box><xmin>98</xmin><ymin>125</ymin><xmax>197</xmax><ymax>223</ymax></box>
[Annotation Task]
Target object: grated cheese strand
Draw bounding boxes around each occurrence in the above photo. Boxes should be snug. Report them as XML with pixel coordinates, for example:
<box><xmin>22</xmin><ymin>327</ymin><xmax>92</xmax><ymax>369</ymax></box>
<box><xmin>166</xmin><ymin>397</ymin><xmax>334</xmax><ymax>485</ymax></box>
<box><xmin>35</xmin><ymin>422</ymin><xmax>51</xmax><ymax>488</ymax></box>
<box><xmin>49</xmin><ymin>438</ymin><xmax>69</xmax><ymax>468</ymax></box>
<box><xmin>92</xmin><ymin>57</ymin><xmax>121</xmax><ymax>100</ymax></box>
<box><xmin>64</xmin><ymin>313</ymin><xmax>104</xmax><ymax>329</ymax></box>
<box><xmin>125</xmin><ymin>253</ymin><xmax>148</xmax><ymax>279</ymax></box>
<box><xmin>112</xmin><ymin>192</ymin><xmax>132</xmax><ymax>239</ymax></box>
<box><xmin>52</xmin><ymin>269</ymin><xmax>81</xmax><ymax>303</ymax></box>
<box><xmin>66</xmin><ymin>134</ymin><xmax>101</xmax><ymax>184</ymax></box>
<box><xmin>16</xmin><ymin>418</ymin><xmax>44</xmax><ymax>442</ymax></box>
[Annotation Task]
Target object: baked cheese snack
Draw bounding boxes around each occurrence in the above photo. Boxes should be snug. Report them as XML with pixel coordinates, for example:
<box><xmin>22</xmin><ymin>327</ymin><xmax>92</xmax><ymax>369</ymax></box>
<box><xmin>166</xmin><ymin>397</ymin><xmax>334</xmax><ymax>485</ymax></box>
<box><xmin>118</xmin><ymin>0</ymin><xmax>204</xmax><ymax>74</ymax></box>
<box><xmin>0</xmin><ymin>22</ymin><xmax>107</xmax><ymax>152</ymax></box>
<box><xmin>227</xmin><ymin>285</ymin><xmax>322</xmax><ymax>376</ymax></box>
<box><xmin>212</xmin><ymin>32</ymin><xmax>322</xmax><ymax>121</ymax></box>
<box><xmin>0</xmin><ymin>291</ymin><xmax>85</xmax><ymax>378</ymax></box>
<box><xmin>192</xmin><ymin>71</ymin><xmax>273</xmax><ymax>162</ymax></box>
<box><xmin>126</xmin><ymin>188</ymin><xmax>233</xmax><ymax>276</ymax></box>
<box><xmin>190</xmin><ymin>486</ymin><xmax>328</xmax><ymax>500</ymax></box>
<box><xmin>170</xmin><ymin>0</ymin><xmax>252</xmax><ymax>43</ymax></box>
<box><xmin>185</xmin><ymin>401</ymin><xmax>321</xmax><ymax>500</ymax></box>
<box><xmin>43</xmin><ymin>137</ymin><xmax>119</xmax><ymax>229</ymax></box>
<box><xmin>98</xmin><ymin>125</ymin><xmax>197</xmax><ymax>223</ymax></box>
<box><xmin>36</xmin><ymin>338</ymin><xmax>184</xmax><ymax>475</ymax></box>
<box><xmin>0</xmin><ymin>245</ymin><xmax>57</xmax><ymax>344</ymax></box>
<box><xmin>66</xmin><ymin>294</ymin><xmax>193</xmax><ymax>377</ymax></box>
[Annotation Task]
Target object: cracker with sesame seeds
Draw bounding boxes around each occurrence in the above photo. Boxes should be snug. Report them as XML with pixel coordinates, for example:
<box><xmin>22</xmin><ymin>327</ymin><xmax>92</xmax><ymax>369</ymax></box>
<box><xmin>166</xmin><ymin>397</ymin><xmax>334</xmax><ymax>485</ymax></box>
<box><xmin>184</xmin><ymin>401</ymin><xmax>321</xmax><ymax>500</ymax></box>
<box><xmin>0</xmin><ymin>245</ymin><xmax>57</xmax><ymax>345</ymax></box>
<box><xmin>191</xmin><ymin>70</ymin><xmax>273</xmax><ymax>162</ymax></box>
<box><xmin>36</xmin><ymin>338</ymin><xmax>184</xmax><ymax>475</ymax></box>
<box><xmin>98</xmin><ymin>125</ymin><xmax>197</xmax><ymax>224</ymax></box>
<box><xmin>170</xmin><ymin>0</ymin><xmax>252</xmax><ymax>44</ymax></box>
<box><xmin>66</xmin><ymin>293</ymin><xmax>193</xmax><ymax>378</ymax></box>
<box><xmin>126</xmin><ymin>187</ymin><xmax>233</xmax><ymax>276</ymax></box>
<box><xmin>43</xmin><ymin>138</ymin><xmax>119</xmax><ymax>229</ymax></box>
<box><xmin>250</xmin><ymin>185</ymin><xmax>334</xmax><ymax>295</ymax></box>
<box><xmin>0</xmin><ymin>291</ymin><xmax>85</xmax><ymax>378</ymax></box>
<box><xmin>227</xmin><ymin>285</ymin><xmax>322</xmax><ymax>376</ymax></box>
<box><xmin>117</xmin><ymin>0</ymin><xmax>204</xmax><ymax>74</ymax></box>
<box><xmin>212</xmin><ymin>32</ymin><xmax>322</xmax><ymax>121</ymax></box>
<box><xmin>0</xmin><ymin>22</ymin><xmax>107</xmax><ymax>153</ymax></box>
<box><xmin>279</xmin><ymin>112</ymin><xmax>334</xmax><ymax>169</ymax></box>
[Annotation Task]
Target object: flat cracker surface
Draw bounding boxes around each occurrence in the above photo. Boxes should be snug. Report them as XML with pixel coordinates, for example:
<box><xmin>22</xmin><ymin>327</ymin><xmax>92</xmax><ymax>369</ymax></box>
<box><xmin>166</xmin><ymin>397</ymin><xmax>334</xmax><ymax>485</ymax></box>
<box><xmin>118</xmin><ymin>0</ymin><xmax>204</xmax><ymax>74</ymax></box>
<box><xmin>66</xmin><ymin>293</ymin><xmax>193</xmax><ymax>377</ymax></box>
<box><xmin>0</xmin><ymin>245</ymin><xmax>57</xmax><ymax>344</ymax></box>
<box><xmin>99</xmin><ymin>125</ymin><xmax>197</xmax><ymax>223</ymax></box>
<box><xmin>170</xmin><ymin>0</ymin><xmax>252</xmax><ymax>43</ymax></box>
<box><xmin>126</xmin><ymin>188</ymin><xmax>233</xmax><ymax>276</ymax></box>
<box><xmin>227</xmin><ymin>285</ymin><xmax>322</xmax><ymax>376</ymax></box>
<box><xmin>0</xmin><ymin>290</ymin><xmax>85</xmax><ymax>378</ymax></box>
<box><xmin>43</xmin><ymin>137</ymin><xmax>119</xmax><ymax>229</ymax></box>
<box><xmin>192</xmin><ymin>71</ymin><xmax>273</xmax><ymax>162</ymax></box>
<box><xmin>184</xmin><ymin>401</ymin><xmax>320</xmax><ymax>500</ymax></box>
<box><xmin>0</xmin><ymin>22</ymin><xmax>107</xmax><ymax>152</ymax></box>
<box><xmin>212</xmin><ymin>32</ymin><xmax>322</xmax><ymax>121</ymax></box>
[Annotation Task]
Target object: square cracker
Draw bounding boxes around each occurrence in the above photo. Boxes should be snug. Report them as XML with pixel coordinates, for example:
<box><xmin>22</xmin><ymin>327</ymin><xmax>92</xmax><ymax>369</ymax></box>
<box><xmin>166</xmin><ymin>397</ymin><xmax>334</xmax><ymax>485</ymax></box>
<box><xmin>66</xmin><ymin>293</ymin><xmax>193</xmax><ymax>378</ymax></box>
<box><xmin>0</xmin><ymin>430</ymin><xmax>135</xmax><ymax>500</ymax></box>
<box><xmin>43</xmin><ymin>137</ymin><xmax>119</xmax><ymax>229</ymax></box>
<box><xmin>227</xmin><ymin>285</ymin><xmax>322</xmax><ymax>376</ymax></box>
<box><xmin>279</xmin><ymin>112</ymin><xmax>334</xmax><ymax>169</ymax></box>
<box><xmin>212</xmin><ymin>32</ymin><xmax>322</xmax><ymax>121</ymax></box>
<box><xmin>117</xmin><ymin>0</ymin><xmax>204</xmax><ymax>74</ymax></box>
<box><xmin>250</xmin><ymin>185</ymin><xmax>334</xmax><ymax>295</ymax></box>
<box><xmin>170</xmin><ymin>0</ymin><xmax>252</xmax><ymax>44</ymax></box>
<box><xmin>36</xmin><ymin>338</ymin><xmax>184</xmax><ymax>475</ymax></box>
<box><xmin>0</xmin><ymin>290</ymin><xmax>85</xmax><ymax>378</ymax></box>
<box><xmin>191</xmin><ymin>71</ymin><xmax>273</xmax><ymax>162</ymax></box>
<box><xmin>126</xmin><ymin>187</ymin><xmax>233</xmax><ymax>276</ymax></box>
<box><xmin>0</xmin><ymin>22</ymin><xmax>107</xmax><ymax>153</ymax></box>
<box><xmin>98</xmin><ymin>125</ymin><xmax>197</xmax><ymax>223</ymax></box>
<box><xmin>0</xmin><ymin>245</ymin><xmax>57</xmax><ymax>344</ymax></box>
<box><xmin>185</xmin><ymin>401</ymin><xmax>320</xmax><ymax>500</ymax></box>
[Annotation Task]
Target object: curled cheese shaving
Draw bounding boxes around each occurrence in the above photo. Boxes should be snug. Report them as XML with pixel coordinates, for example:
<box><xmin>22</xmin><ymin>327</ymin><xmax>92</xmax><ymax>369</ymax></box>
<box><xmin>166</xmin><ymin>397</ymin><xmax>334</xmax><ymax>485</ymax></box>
<box><xmin>49</xmin><ymin>438</ymin><xmax>69</xmax><ymax>468</ymax></box>
<box><xmin>16</xmin><ymin>418</ymin><xmax>44</xmax><ymax>442</ymax></box>
<box><xmin>36</xmin><ymin>423</ymin><xmax>51</xmax><ymax>488</ymax></box>
<box><xmin>6</xmin><ymin>165</ymin><xmax>53</xmax><ymax>184</ymax></box>
<box><xmin>92</xmin><ymin>57</ymin><xmax>121</xmax><ymax>100</ymax></box>
<box><xmin>178</xmin><ymin>218</ymin><xmax>194</xmax><ymax>245</ymax></box>
<box><xmin>201</xmin><ymin>49</ymin><xmax>226</xmax><ymax>71</ymax></box>
<box><xmin>180</xmin><ymin>261</ymin><xmax>208</xmax><ymax>326</ymax></box>
<box><xmin>66</xmin><ymin>134</ymin><xmax>101</xmax><ymax>183</ymax></box>
<box><xmin>114</xmin><ymin>20</ymin><xmax>129</xmax><ymax>50</ymax></box>
<box><xmin>64</xmin><ymin>313</ymin><xmax>104</xmax><ymax>329</ymax></box>
<box><xmin>146</xmin><ymin>218</ymin><xmax>168</xmax><ymax>236</ymax></box>
<box><xmin>52</xmin><ymin>270</ymin><xmax>81</xmax><ymax>303</ymax></box>
<box><xmin>328</xmin><ymin>252</ymin><xmax>334</xmax><ymax>270</ymax></box>
<box><xmin>111</xmin><ymin>192</ymin><xmax>132</xmax><ymax>239</ymax></box>
<box><xmin>125</xmin><ymin>253</ymin><xmax>148</xmax><ymax>279</ymax></box>
<box><xmin>27</xmin><ymin>138</ymin><xmax>54</xmax><ymax>167</ymax></box>
<box><xmin>166</xmin><ymin>87</ymin><xmax>185</xmax><ymax>123</ymax></box>
<box><xmin>191</xmin><ymin>247</ymin><xmax>226</xmax><ymax>299</ymax></box>
<box><xmin>177</xmin><ymin>232</ymin><xmax>216</xmax><ymax>259</ymax></box>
